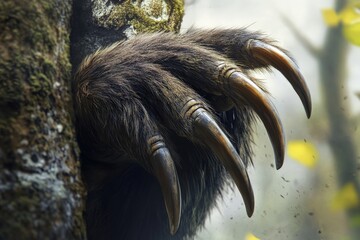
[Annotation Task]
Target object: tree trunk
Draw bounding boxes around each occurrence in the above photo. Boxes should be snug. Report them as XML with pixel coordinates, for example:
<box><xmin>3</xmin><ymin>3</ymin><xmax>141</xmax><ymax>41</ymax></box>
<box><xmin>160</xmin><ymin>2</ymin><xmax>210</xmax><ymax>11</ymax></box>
<box><xmin>319</xmin><ymin>0</ymin><xmax>360</xmax><ymax>238</ymax></box>
<box><xmin>282</xmin><ymin>1</ymin><xmax>360</xmax><ymax>238</ymax></box>
<box><xmin>71</xmin><ymin>0</ymin><xmax>184</xmax><ymax>71</ymax></box>
<box><xmin>0</xmin><ymin>0</ymin><xmax>86</xmax><ymax>239</ymax></box>
<box><xmin>0</xmin><ymin>0</ymin><xmax>184</xmax><ymax>239</ymax></box>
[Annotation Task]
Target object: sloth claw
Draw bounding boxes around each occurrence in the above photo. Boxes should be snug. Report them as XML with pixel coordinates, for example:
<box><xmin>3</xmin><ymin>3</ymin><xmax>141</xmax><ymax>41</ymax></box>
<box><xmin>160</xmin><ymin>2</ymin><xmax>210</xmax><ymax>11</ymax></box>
<box><xmin>183</xmin><ymin>100</ymin><xmax>255</xmax><ymax>217</ymax></box>
<box><xmin>148</xmin><ymin>135</ymin><xmax>182</xmax><ymax>235</ymax></box>
<box><xmin>217</xmin><ymin>65</ymin><xmax>285</xmax><ymax>170</ymax></box>
<box><xmin>246</xmin><ymin>39</ymin><xmax>312</xmax><ymax>118</ymax></box>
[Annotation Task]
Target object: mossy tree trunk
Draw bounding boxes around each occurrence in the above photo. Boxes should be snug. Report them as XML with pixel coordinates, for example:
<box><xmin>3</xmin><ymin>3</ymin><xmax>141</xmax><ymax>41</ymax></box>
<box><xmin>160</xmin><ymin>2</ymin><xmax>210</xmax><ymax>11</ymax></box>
<box><xmin>0</xmin><ymin>0</ymin><xmax>184</xmax><ymax>239</ymax></box>
<box><xmin>71</xmin><ymin>0</ymin><xmax>184</xmax><ymax>70</ymax></box>
<box><xmin>0</xmin><ymin>0</ymin><xmax>86</xmax><ymax>239</ymax></box>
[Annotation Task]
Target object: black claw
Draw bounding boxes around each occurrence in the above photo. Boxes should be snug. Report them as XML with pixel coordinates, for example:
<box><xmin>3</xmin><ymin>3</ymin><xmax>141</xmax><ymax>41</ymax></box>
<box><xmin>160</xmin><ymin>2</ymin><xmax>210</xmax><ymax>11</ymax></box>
<box><xmin>148</xmin><ymin>135</ymin><xmax>182</xmax><ymax>235</ymax></box>
<box><xmin>182</xmin><ymin>100</ymin><xmax>255</xmax><ymax>216</ymax></box>
<box><xmin>218</xmin><ymin>66</ymin><xmax>285</xmax><ymax>170</ymax></box>
<box><xmin>247</xmin><ymin>39</ymin><xmax>312</xmax><ymax>118</ymax></box>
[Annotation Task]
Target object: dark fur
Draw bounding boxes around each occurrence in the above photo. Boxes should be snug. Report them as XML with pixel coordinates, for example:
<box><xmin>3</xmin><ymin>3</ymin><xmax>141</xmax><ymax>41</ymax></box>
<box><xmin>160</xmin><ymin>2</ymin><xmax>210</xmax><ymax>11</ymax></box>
<box><xmin>73</xmin><ymin>29</ymin><xmax>279</xmax><ymax>240</ymax></box>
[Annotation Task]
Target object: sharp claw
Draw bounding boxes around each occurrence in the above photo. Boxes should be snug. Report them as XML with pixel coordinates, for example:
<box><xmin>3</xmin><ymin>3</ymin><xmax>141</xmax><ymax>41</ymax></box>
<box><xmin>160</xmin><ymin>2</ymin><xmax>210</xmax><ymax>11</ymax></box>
<box><xmin>148</xmin><ymin>136</ymin><xmax>182</xmax><ymax>235</ymax></box>
<box><xmin>247</xmin><ymin>39</ymin><xmax>312</xmax><ymax>118</ymax></box>
<box><xmin>219</xmin><ymin>68</ymin><xmax>285</xmax><ymax>169</ymax></box>
<box><xmin>183</xmin><ymin>102</ymin><xmax>255</xmax><ymax>217</ymax></box>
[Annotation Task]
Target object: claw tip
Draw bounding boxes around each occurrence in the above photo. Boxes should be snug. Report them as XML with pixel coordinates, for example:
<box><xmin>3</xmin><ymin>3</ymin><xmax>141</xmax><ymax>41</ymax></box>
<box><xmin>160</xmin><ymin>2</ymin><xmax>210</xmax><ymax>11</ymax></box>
<box><xmin>303</xmin><ymin>92</ymin><xmax>312</xmax><ymax>119</ymax></box>
<box><xmin>246</xmin><ymin>205</ymin><xmax>255</xmax><ymax>218</ymax></box>
<box><xmin>243</xmin><ymin>182</ymin><xmax>255</xmax><ymax>218</ymax></box>
<box><xmin>275</xmin><ymin>157</ymin><xmax>284</xmax><ymax>170</ymax></box>
<box><xmin>306</xmin><ymin>105</ymin><xmax>312</xmax><ymax>119</ymax></box>
<box><xmin>170</xmin><ymin>222</ymin><xmax>178</xmax><ymax>235</ymax></box>
<box><xmin>274</xmin><ymin>138</ymin><xmax>285</xmax><ymax>170</ymax></box>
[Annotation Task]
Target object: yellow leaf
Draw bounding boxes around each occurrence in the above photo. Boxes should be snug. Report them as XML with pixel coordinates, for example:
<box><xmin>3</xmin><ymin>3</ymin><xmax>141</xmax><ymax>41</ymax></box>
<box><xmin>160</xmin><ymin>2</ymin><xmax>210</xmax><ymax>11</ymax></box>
<box><xmin>331</xmin><ymin>183</ymin><xmax>359</xmax><ymax>211</ymax></box>
<box><xmin>343</xmin><ymin>23</ymin><xmax>360</xmax><ymax>46</ymax></box>
<box><xmin>339</xmin><ymin>2</ymin><xmax>360</xmax><ymax>46</ymax></box>
<box><xmin>245</xmin><ymin>233</ymin><xmax>261</xmax><ymax>240</ymax></box>
<box><xmin>322</xmin><ymin>8</ymin><xmax>340</xmax><ymax>26</ymax></box>
<box><xmin>287</xmin><ymin>140</ymin><xmax>318</xmax><ymax>168</ymax></box>
<box><xmin>339</xmin><ymin>2</ymin><xmax>360</xmax><ymax>25</ymax></box>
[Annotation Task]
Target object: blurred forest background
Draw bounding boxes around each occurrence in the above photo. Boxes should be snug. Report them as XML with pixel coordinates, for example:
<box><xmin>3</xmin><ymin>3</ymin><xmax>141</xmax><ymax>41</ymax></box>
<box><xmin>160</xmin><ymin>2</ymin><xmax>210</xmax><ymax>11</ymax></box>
<box><xmin>181</xmin><ymin>0</ymin><xmax>360</xmax><ymax>239</ymax></box>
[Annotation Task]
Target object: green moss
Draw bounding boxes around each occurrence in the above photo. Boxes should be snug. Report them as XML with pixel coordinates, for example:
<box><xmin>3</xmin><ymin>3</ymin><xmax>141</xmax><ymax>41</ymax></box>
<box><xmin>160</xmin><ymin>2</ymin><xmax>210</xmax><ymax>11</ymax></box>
<box><xmin>148</xmin><ymin>0</ymin><xmax>163</xmax><ymax>18</ymax></box>
<box><xmin>99</xmin><ymin>0</ymin><xmax>184</xmax><ymax>33</ymax></box>
<box><xmin>0</xmin><ymin>0</ymin><xmax>61</xmax><ymax>114</ymax></box>
<box><xmin>0</xmin><ymin>0</ymin><xmax>86</xmax><ymax>238</ymax></box>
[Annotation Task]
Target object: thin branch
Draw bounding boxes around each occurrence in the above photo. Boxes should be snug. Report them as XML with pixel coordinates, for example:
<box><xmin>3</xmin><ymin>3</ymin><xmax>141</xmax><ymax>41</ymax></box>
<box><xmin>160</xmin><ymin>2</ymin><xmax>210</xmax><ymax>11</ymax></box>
<box><xmin>280</xmin><ymin>14</ymin><xmax>322</xmax><ymax>59</ymax></box>
<box><xmin>185</xmin><ymin>0</ymin><xmax>196</xmax><ymax>6</ymax></box>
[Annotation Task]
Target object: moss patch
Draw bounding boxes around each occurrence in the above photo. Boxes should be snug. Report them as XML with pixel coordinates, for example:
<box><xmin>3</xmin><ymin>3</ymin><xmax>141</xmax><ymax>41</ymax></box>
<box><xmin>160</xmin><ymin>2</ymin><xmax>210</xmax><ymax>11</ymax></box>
<box><xmin>94</xmin><ymin>0</ymin><xmax>184</xmax><ymax>33</ymax></box>
<box><xmin>0</xmin><ymin>0</ymin><xmax>86</xmax><ymax>238</ymax></box>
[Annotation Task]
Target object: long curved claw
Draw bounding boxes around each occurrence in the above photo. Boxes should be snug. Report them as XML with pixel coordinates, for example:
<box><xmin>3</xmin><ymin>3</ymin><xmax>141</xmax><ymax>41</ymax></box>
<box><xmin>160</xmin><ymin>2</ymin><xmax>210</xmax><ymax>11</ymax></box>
<box><xmin>247</xmin><ymin>39</ymin><xmax>312</xmax><ymax>118</ymax></box>
<box><xmin>219</xmin><ymin>67</ymin><xmax>285</xmax><ymax>169</ymax></box>
<box><xmin>148</xmin><ymin>136</ymin><xmax>182</xmax><ymax>235</ymax></box>
<box><xmin>183</xmin><ymin>101</ymin><xmax>255</xmax><ymax>217</ymax></box>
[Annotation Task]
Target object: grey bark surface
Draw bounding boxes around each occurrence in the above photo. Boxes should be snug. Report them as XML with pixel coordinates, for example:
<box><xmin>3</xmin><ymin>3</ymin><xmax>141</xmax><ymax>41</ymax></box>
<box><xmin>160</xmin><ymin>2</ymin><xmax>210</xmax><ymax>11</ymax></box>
<box><xmin>0</xmin><ymin>0</ymin><xmax>85</xmax><ymax>239</ymax></box>
<box><xmin>71</xmin><ymin>0</ymin><xmax>184</xmax><ymax>70</ymax></box>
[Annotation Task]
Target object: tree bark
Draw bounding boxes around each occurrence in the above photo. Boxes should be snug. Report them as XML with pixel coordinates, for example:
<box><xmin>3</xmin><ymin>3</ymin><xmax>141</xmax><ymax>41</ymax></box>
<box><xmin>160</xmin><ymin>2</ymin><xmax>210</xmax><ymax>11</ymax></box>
<box><xmin>0</xmin><ymin>0</ymin><xmax>184</xmax><ymax>239</ymax></box>
<box><xmin>71</xmin><ymin>0</ymin><xmax>184</xmax><ymax>70</ymax></box>
<box><xmin>319</xmin><ymin>1</ymin><xmax>360</xmax><ymax>238</ymax></box>
<box><xmin>282</xmin><ymin>1</ymin><xmax>360</xmax><ymax>237</ymax></box>
<box><xmin>0</xmin><ymin>0</ymin><xmax>86</xmax><ymax>239</ymax></box>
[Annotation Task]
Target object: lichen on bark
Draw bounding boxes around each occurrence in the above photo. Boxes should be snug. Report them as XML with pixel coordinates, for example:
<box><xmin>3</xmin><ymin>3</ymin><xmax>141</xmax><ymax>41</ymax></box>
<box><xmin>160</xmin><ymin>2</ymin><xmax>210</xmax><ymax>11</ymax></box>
<box><xmin>70</xmin><ymin>0</ymin><xmax>185</xmax><ymax>74</ymax></box>
<box><xmin>91</xmin><ymin>0</ymin><xmax>184</xmax><ymax>33</ymax></box>
<box><xmin>0</xmin><ymin>0</ymin><xmax>86</xmax><ymax>239</ymax></box>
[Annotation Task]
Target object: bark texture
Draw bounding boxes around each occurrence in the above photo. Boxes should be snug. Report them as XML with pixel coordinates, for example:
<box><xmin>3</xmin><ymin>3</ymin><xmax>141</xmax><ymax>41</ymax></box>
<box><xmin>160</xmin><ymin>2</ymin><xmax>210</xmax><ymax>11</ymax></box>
<box><xmin>0</xmin><ymin>0</ymin><xmax>183</xmax><ymax>237</ymax></box>
<box><xmin>71</xmin><ymin>0</ymin><xmax>184</xmax><ymax>71</ymax></box>
<box><xmin>0</xmin><ymin>0</ymin><xmax>184</xmax><ymax>239</ymax></box>
<box><xmin>0</xmin><ymin>0</ymin><xmax>86</xmax><ymax>239</ymax></box>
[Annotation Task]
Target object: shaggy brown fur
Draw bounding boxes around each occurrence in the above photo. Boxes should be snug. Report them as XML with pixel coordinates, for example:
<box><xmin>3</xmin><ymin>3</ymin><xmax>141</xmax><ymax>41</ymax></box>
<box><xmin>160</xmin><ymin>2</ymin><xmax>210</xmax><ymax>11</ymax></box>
<box><xmin>72</xmin><ymin>29</ymin><xmax>310</xmax><ymax>240</ymax></box>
